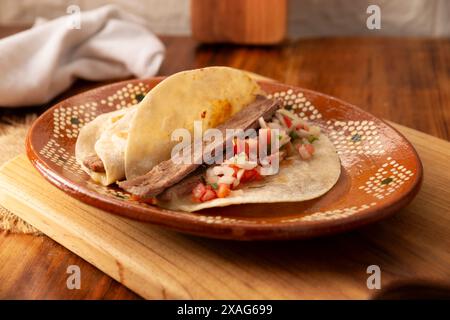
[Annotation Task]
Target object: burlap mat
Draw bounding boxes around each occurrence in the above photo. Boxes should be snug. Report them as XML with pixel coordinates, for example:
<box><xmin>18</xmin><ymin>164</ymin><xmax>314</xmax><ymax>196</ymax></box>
<box><xmin>0</xmin><ymin>115</ymin><xmax>42</xmax><ymax>235</ymax></box>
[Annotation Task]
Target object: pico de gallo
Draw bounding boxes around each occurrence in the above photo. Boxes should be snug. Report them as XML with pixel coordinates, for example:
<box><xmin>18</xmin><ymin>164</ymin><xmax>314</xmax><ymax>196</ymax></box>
<box><xmin>191</xmin><ymin>108</ymin><xmax>321</xmax><ymax>203</ymax></box>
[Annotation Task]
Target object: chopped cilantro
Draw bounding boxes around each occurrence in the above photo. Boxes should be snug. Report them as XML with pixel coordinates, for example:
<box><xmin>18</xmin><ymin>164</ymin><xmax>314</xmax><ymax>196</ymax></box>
<box><xmin>289</xmin><ymin>131</ymin><xmax>299</xmax><ymax>140</ymax></box>
<box><xmin>381</xmin><ymin>177</ymin><xmax>393</xmax><ymax>185</ymax></box>
<box><xmin>210</xmin><ymin>183</ymin><xmax>218</xmax><ymax>190</ymax></box>
<box><xmin>308</xmin><ymin>135</ymin><xmax>319</xmax><ymax>143</ymax></box>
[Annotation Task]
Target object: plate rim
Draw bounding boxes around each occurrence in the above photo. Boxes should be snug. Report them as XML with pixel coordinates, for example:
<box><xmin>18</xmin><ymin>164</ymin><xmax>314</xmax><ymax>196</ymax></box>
<box><xmin>26</xmin><ymin>77</ymin><xmax>423</xmax><ymax>240</ymax></box>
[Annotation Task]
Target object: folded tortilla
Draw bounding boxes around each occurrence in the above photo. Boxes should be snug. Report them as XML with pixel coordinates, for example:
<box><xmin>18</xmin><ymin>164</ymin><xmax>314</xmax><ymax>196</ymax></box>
<box><xmin>159</xmin><ymin>135</ymin><xmax>341</xmax><ymax>212</ymax></box>
<box><xmin>125</xmin><ymin>66</ymin><xmax>263</xmax><ymax>179</ymax></box>
<box><xmin>75</xmin><ymin>66</ymin><xmax>341</xmax><ymax>211</ymax></box>
<box><xmin>75</xmin><ymin>106</ymin><xmax>137</xmax><ymax>185</ymax></box>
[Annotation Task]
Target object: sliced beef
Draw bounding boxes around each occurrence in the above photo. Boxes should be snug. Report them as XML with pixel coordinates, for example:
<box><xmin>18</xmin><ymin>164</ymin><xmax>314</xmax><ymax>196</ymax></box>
<box><xmin>119</xmin><ymin>96</ymin><xmax>280</xmax><ymax>198</ymax></box>
<box><xmin>83</xmin><ymin>155</ymin><xmax>105</xmax><ymax>173</ymax></box>
<box><xmin>158</xmin><ymin>169</ymin><xmax>205</xmax><ymax>201</ymax></box>
<box><xmin>159</xmin><ymin>143</ymin><xmax>288</xmax><ymax>202</ymax></box>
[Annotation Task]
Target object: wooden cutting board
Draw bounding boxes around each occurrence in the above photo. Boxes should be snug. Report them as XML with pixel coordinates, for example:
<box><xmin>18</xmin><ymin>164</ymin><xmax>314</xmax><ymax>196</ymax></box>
<box><xmin>0</xmin><ymin>122</ymin><xmax>449</xmax><ymax>299</ymax></box>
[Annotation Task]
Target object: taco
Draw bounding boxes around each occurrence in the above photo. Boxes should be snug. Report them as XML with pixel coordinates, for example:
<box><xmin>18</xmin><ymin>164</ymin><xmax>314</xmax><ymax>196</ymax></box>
<box><xmin>77</xmin><ymin>66</ymin><xmax>341</xmax><ymax>212</ymax></box>
<box><xmin>119</xmin><ymin>96</ymin><xmax>341</xmax><ymax>212</ymax></box>
<box><xmin>125</xmin><ymin>66</ymin><xmax>263</xmax><ymax>179</ymax></box>
<box><xmin>76</xmin><ymin>66</ymin><xmax>262</xmax><ymax>185</ymax></box>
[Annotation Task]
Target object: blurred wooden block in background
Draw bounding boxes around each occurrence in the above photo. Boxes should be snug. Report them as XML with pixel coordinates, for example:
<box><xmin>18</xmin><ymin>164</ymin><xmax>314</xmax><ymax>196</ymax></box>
<box><xmin>191</xmin><ymin>0</ymin><xmax>287</xmax><ymax>45</ymax></box>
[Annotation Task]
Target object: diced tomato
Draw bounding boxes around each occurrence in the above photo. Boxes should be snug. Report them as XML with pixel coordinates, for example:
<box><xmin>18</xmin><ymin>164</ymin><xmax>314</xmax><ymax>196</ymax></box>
<box><xmin>216</xmin><ymin>184</ymin><xmax>231</xmax><ymax>198</ymax></box>
<box><xmin>304</xmin><ymin>143</ymin><xmax>315</xmax><ymax>155</ymax></box>
<box><xmin>298</xmin><ymin>143</ymin><xmax>315</xmax><ymax>160</ymax></box>
<box><xmin>240</xmin><ymin>168</ymin><xmax>262</xmax><ymax>183</ymax></box>
<box><xmin>283</xmin><ymin>116</ymin><xmax>292</xmax><ymax>128</ymax></box>
<box><xmin>201</xmin><ymin>188</ymin><xmax>217</xmax><ymax>202</ymax></box>
<box><xmin>295</xmin><ymin>123</ymin><xmax>309</xmax><ymax>131</ymax></box>
<box><xmin>192</xmin><ymin>183</ymin><xmax>207</xmax><ymax>202</ymax></box>
<box><xmin>229</xmin><ymin>164</ymin><xmax>240</xmax><ymax>177</ymax></box>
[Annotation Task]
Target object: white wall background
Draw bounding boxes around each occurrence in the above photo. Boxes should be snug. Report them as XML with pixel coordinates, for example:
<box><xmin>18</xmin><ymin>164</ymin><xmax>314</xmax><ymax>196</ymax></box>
<box><xmin>0</xmin><ymin>0</ymin><xmax>448</xmax><ymax>37</ymax></box>
<box><xmin>288</xmin><ymin>0</ymin><xmax>449</xmax><ymax>37</ymax></box>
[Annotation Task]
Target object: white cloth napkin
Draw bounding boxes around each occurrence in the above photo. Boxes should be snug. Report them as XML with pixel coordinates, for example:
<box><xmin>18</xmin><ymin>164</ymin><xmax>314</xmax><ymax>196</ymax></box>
<box><xmin>0</xmin><ymin>5</ymin><xmax>165</xmax><ymax>107</ymax></box>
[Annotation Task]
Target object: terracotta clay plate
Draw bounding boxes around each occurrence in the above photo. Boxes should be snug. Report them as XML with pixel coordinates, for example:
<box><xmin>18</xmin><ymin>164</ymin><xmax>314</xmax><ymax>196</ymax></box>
<box><xmin>26</xmin><ymin>78</ymin><xmax>423</xmax><ymax>240</ymax></box>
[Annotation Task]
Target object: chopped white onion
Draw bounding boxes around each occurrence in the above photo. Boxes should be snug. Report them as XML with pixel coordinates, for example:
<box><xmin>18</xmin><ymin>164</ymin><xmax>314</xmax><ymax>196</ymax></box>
<box><xmin>278</xmin><ymin>108</ymin><xmax>300</xmax><ymax>120</ymax></box>
<box><xmin>275</xmin><ymin>113</ymin><xmax>288</xmax><ymax>128</ymax></box>
<box><xmin>218</xmin><ymin>176</ymin><xmax>235</xmax><ymax>185</ymax></box>
<box><xmin>291</xmin><ymin>119</ymin><xmax>307</xmax><ymax>129</ymax></box>
<box><xmin>206</xmin><ymin>174</ymin><xmax>219</xmax><ymax>184</ymax></box>
<box><xmin>212</xmin><ymin>166</ymin><xmax>234</xmax><ymax>177</ymax></box>
<box><xmin>296</xmin><ymin>129</ymin><xmax>311</xmax><ymax>138</ymax></box>
<box><xmin>309</xmin><ymin>125</ymin><xmax>321</xmax><ymax>136</ymax></box>
<box><xmin>268</xmin><ymin>122</ymin><xmax>282</xmax><ymax>129</ymax></box>
<box><xmin>258</xmin><ymin>117</ymin><xmax>268</xmax><ymax>129</ymax></box>
<box><xmin>233</xmin><ymin>169</ymin><xmax>245</xmax><ymax>188</ymax></box>
<box><xmin>236</xmin><ymin>161</ymin><xmax>258</xmax><ymax>170</ymax></box>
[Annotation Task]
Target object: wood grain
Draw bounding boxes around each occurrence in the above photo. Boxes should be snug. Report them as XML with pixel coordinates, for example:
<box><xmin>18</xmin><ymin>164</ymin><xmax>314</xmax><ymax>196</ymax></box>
<box><xmin>191</xmin><ymin>0</ymin><xmax>287</xmax><ymax>44</ymax></box>
<box><xmin>158</xmin><ymin>37</ymin><xmax>450</xmax><ymax>141</ymax></box>
<box><xmin>0</xmin><ymin>26</ymin><xmax>449</xmax><ymax>299</ymax></box>
<box><xmin>1</xmin><ymin>121</ymin><xmax>450</xmax><ymax>299</ymax></box>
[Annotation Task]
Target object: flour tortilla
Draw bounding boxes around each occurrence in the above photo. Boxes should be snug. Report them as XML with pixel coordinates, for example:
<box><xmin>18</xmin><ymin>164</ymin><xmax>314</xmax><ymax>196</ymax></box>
<box><xmin>159</xmin><ymin>135</ymin><xmax>341</xmax><ymax>212</ymax></box>
<box><xmin>75</xmin><ymin>106</ymin><xmax>137</xmax><ymax>185</ymax></box>
<box><xmin>125</xmin><ymin>67</ymin><xmax>263</xmax><ymax>179</ymax></box>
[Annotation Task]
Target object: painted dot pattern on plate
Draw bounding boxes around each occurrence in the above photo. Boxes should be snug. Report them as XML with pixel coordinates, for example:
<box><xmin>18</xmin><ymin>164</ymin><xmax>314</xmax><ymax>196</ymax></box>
<box><xmin>100</xmin><ymin>82</ymin><xmax>150</xmax><ymax>110</ymax></box>
<box><xmin>197</xmin><ymin>215</ymin><xmax>265</xmax><ymax>225</ymax></box>
<box><xmin>281</xmin><ymin>202</ymin><xmax>377</xmax><ymax>223</ymax></box>
<box><xmin>86</xmin><ymin>181</ymin><xmax>131</xmax><ymax>201</ymax></box>
<box><xmin>39</xmin><ymin>139</ymin><xmax>84</xmax><ymax>175</ymax></box>
<box><xmin>359</xmin><ymin>157</ymin><xmax>415</xmax><ymax>200</ymax></box>
<box><xmin>326</xmin><ymin>120</ymin><xmax>384</xmax><ymax>155</ymax></box>
<box><xmin>53</xmin><ymin>103</ymin><xmax>98</xmax><ymax>139</ymax></box>
<box><xmin>53</xmin><ymin>82</ymin><xmax>150</xmax><ymax>140</ymax></box>
<box><xmin>267</xmin><ymin>90</ymin><xmax>323</xmax><ymax>121</ymax></box>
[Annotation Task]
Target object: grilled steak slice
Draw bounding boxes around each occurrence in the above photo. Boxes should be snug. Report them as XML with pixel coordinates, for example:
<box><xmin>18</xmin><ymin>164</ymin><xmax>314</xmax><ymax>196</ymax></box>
<box><xmin>158</xmin><ymin>169</ymin><xmax>204</xmax><ymax>201</ymax></box>
<box><xmin>83</xmin><ymin>155</ymin><xmax>105</xmax><ymax>173</ymax></box>
<box><xmin>119</xmin><ymin>96</ymin><xmax>280</xmax><ymax>198</ymax></box>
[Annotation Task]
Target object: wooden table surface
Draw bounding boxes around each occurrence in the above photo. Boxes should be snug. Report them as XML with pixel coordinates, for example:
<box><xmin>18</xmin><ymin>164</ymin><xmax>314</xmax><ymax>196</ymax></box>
<box><xmin>0</xmin><ymin>26</ymin><xmax>449</xmax><ymax>299</ymax></box>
